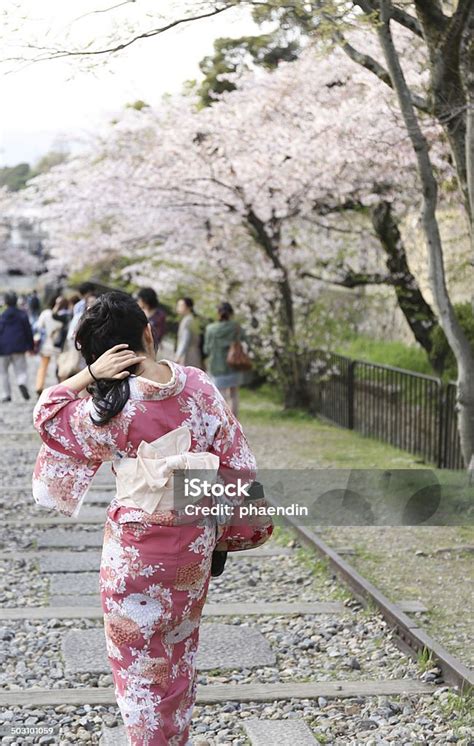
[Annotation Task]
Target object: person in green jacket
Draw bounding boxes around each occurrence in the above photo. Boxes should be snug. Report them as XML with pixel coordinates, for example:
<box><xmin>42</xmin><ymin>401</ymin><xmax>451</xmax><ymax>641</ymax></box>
<box><xmin>204</xmin><ymin>302</ymin><xmax>247</xmax><ymax>417</ymax></box>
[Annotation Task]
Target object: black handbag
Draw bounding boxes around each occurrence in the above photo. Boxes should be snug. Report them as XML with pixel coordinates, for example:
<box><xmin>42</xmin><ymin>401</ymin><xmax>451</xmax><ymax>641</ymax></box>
<box><xmin>211</xmin><ymin>546</ymin><xmax>228</xmax><ymax>577</ymax></box>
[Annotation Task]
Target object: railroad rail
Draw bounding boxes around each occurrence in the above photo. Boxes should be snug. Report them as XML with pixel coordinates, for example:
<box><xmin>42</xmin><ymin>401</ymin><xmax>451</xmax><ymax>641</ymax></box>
<box><xmin>279</xmin><ymin>519</ymin><xmax>473</xmax><ymax>690</ymax></box>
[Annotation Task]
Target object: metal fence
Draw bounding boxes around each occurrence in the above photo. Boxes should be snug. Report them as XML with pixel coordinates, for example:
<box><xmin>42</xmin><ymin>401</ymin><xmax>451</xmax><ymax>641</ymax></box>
<box><xmin>305</xmin><ymin>350</ymin><xmax>464</xmax><ymax>470</ymax></box>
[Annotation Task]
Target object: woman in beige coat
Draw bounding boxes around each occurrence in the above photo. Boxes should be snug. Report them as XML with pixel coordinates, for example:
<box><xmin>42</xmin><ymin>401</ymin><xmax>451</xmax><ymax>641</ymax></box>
<box><xmin>175</xmin><ymin>297</ymin><xmax>202</xmax><ymax>368</ymax></box>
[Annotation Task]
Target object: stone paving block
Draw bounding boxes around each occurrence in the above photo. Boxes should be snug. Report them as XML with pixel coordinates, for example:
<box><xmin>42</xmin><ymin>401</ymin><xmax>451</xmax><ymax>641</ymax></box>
<box><xmin>49</xmin><ymin>572</ymin><xmax>100</xmax><ymax>595</ymax></box>
<box><xmin>100</xmin><ymin>725</ymin><xmax>129</xmax><ymax>746</ymax></box>
<box><xmin>38</xmin><ymin>530</ymin><xmax>104</xmax><ymax>548</ymax></box>
<box><xmin>197</xmin><ymin>623</ymin><xmax>276</xmax><ymax>669</ymax></box>
<box><xmin>87</xmin><ymin>492</ymin><xmax>114</xmax><ymax>505</ymax></box>
<box><xmin>33</xmin><ymin>506</ymin><xmax>106</xmax><ymax>523</ymax></box>
<box><xmin>50</xmin><ymin>594</ymin><xmax>101</xmax><ymax>607</ymax></box>
<box><xmin>39</xmin><ymin>551</ymin><xmax>101</xmax><ymax>573</ymax></box>
<box><xmin>243</xmin><ymin>719</ymin><xmax>317</xmax><ymax>745</ymax></box>
<box><xmin>91</xmin><ymin>465</ymin><xmax>115</xmax><ymax>488</ymax></box>
<box><xmin>62</xmin><ymin>624</ymin><xmax>276</xmax><ymax>674</ymax></box>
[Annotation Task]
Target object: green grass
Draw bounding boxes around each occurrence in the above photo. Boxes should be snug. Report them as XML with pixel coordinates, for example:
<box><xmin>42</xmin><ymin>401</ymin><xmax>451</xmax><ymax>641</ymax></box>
<box><xmin>240</xmin><ymin>386</ymin><xmax>421</xmax><ymax>469</ymax></box>
<box><xmin>334</xmin><ymin>336</ymin><xmax>433</xmax><ymax>376</ymax></box>
<box><xmin>240</xmin><ymin>386</ymin><xmax>473</xmax><ymax>521</ymax></box>
<box><xmin>439</xmin><ymin>688</ymin><xmax>474</xmax><ymax>731</ymax></box>
<box><xmin>417</xmin><ymin>646</ymin><xmax>435</xmax><ymax>672</ymax></box>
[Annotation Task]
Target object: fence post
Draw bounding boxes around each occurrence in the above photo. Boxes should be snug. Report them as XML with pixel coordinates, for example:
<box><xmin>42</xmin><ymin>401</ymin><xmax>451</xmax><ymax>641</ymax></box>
<box><xmin>436</xmin><ymin>381</ymin><xmax>445</xmax><ymax>469</ymax></box>
<box><xmin>347</xmin><ymin>360</ymin><xmax>355</xmax><ymax>430</ymax></box>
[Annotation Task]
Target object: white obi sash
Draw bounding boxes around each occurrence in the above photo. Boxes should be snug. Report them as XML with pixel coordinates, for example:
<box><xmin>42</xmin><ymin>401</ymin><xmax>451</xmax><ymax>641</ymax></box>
<box><xmin>113</xmin><ymin>425</ymin><xmax>220</xmax><ymax>514</ymax></box>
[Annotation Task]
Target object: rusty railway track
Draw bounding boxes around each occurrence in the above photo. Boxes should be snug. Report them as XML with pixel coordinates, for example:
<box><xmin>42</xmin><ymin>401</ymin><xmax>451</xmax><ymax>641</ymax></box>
<box><xmin>277</xmin><ymin>517</ymin><xmax>473</xmax><ymax>691</ymax></box>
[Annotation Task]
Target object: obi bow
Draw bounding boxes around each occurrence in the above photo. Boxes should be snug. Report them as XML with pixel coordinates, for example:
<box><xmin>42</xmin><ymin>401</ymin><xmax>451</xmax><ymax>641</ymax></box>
<box><xmin>113</xmin><ymin>425</ymin><xmax>220</xmax><ymax>514</ymax></box>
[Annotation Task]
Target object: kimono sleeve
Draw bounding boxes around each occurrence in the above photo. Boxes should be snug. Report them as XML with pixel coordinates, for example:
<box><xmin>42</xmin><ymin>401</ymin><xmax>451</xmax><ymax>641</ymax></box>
<box><xmin>32</xmin><ymin>384</ymin><xmax>129</xmax><ymax>517</ymax></box>
<box><xmin>204</xmin><ymin>380</ymin><xmax>273</xmax><ymax>548</ymax></box>
<box><xmin>205</xmin><ymin>384</ymin><xmax>257</xmax><ymax>508</ymax></box>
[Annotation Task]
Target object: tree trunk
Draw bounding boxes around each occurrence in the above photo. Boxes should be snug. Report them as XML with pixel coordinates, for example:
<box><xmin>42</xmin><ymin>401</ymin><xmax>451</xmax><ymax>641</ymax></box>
<box><xmin>246</xmin><ymin>208</ymin><xmax>309</xmax><ymax>407</ymax></box>
<box><xmin>377</xmin><ymin>0</ymin><xmax>474</xmax><ymax>468</ymax></box>
<box><xmin>414</xmin><ymin>0</ymin><xmax>473</xmax><ymax>227</ymax></box>
<box><xmin>459</xmin><ymin>4</ymin><xmax>474</xmax><ymax>259</ymax></box>
<box><xmin>371</xmin><ymin>201</ymin><xmax>448</xmax><ymax>375</ymax></box>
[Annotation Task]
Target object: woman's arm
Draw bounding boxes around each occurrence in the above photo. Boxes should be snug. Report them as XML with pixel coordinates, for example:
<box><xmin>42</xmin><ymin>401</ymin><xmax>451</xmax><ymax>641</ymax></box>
<box><xmin>32</xmin><ymin>344</ymin><xmax>146</xmax><ymax>517</ymax></box>
<box><xmin>36</xmin><ymin>311</ymin><xmax>45</xmax><ymax>331</ymax></box>
<box><xmin>58</xmin><ymin>344</ymin><xmax>146</xmax><ymax>392</ymax></box>
<box><xmin>34</xmin><ymin>344</ymin><xmax>146</xmax><ymax>456</ymax></box>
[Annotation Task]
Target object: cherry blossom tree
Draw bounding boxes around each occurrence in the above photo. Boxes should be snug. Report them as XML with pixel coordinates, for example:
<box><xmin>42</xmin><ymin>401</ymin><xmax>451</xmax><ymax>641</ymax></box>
<box><xmin>13</xmin><ymin>45</ymin><xmax>452</xmax><ymax>406</ymax></box>
<box><xmin>0</xmin><ymin>191</ymin><xmax>45</xmax><ymax>277</ymax></box>
<box><xmin>8</xmin><ymin>0</ymin><xmax>472</xmax><ymax>463</ymax></box>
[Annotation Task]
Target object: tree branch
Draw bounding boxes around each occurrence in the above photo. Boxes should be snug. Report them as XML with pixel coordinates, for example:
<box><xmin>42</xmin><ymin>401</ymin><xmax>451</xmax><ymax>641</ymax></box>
<box><xmin>352</xmin><ymin>0</ymin><xmax>423</xmax><ymax>37</ymax></box>
<box><xmin>15</xmin><ymin>6</ymin><xmax>233</xmax><ymax>62</ymax></box>
<box><xmin>338</xmin><ymin>32</ymin><xmax>430</xmax><ymax>112</ymax></box>
<box><xmin>301</xmin><ymin>269</ymin><xmax>395</xmax><ymax>287</ymax></box>
<box><xmin>413</xmin><ymin>0</ymin><xmax>447</xmax><ymax>30</ymax></box>
<box><xmin>72</xmin><ymin>1</ymin><xmax>136</xmax><ymax>22</ymax></box>
<box><xmin>443</xmin><ymin>0</ymin><xmax>473</xmax><ymax>60</ymax></box>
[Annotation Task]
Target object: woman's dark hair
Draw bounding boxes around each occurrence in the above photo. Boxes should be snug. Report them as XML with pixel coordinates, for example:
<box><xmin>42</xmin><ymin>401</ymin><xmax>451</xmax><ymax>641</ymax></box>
<box><xmin>75</xmin><ymin>291</ymin><xmax>149</xmax><ymax>426</ymax></box>
<box><xmin>181</xmin><ymin>297</ymin><xmax>195</xmax><ymax>313</ymax></box>
<box><xmin>137</xmin><ymin>287</ymin><xmax>159</xmax><ymax>309</ymax></box>
<box><xmin>218</xmin><ymin>301</ymin><xmax>233</xmax><ymax>321</ymax></box>
<box><xmin>78</xmin><ymin>281</ymin><xmax>96</xmax><ymax>297</ymax></box>
<box><xmin>4</xmin><ymin>292</ymin><xmax>18</xmax><ymax>307</ymax></box>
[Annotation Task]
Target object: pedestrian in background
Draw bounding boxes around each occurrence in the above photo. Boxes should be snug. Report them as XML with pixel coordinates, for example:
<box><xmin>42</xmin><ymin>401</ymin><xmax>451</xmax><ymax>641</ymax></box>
<box><xmin>175</xmin><ymin>297</ymin><xmax>202</xmax><ymax>368</ymax></box>
<box><xmin>204</xmin><ymin>302</ymin><xmax>248</xmax><ymax>417</ymax></box>
<box><xmin>73</xmin><ymin>282</ymin><xmax>96</xmax><ymax>318</ymax></box>
<box><xmin>67</xmin><ymin>287</ymin><xmax>97</xmax><ymax>347</ymax></box>
<box><xmin>27</xmin><ymin>290</ymin><xmax>41</xmax><ymax>329</ymax></box>
<box><xmin>137</xmin><ymin>287</ymin><xmax>166</xmax><ymax>352</ymax></box>
<box><xmin>57</xmin><ymin>293</ymin><xmax>92</xmax><ymax>381</ymax></box>
<box><xmin>34</xmin><ymin>296</ymin><xmax>67</xmax><ymax>396</ymax></box>
<box><xmin>0</xmin><ymin>291</ymin><xmax>34</xmax><ymax>402</ymax></box>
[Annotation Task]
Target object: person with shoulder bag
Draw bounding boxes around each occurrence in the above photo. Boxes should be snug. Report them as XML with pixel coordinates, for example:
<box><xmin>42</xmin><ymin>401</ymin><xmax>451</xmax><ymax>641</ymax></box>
<box><xmin>203</xmin><ymin>302</ymin><xmax>251</xmax><ymax>417</ymax></box>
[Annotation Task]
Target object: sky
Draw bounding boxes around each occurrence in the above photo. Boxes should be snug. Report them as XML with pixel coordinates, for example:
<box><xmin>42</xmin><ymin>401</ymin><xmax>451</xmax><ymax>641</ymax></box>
<box><xmin>0</xmin><ymin>1</ymin><xmax>259</xmax><ymax>166</ymax></box>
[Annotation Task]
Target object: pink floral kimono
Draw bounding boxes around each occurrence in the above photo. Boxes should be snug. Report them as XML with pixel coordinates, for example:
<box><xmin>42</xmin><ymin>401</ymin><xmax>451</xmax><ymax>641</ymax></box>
<box><xmin>32</xmin><ymin>361</ymin><xmax>273</xmax><ymax>746</ymax></box>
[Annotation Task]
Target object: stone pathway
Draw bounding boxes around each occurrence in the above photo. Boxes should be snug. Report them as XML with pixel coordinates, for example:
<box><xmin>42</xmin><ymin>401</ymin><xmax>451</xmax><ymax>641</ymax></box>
<box><xmin>0</xmin><ymin>367</ymin><xmax>470</xmax><ymax>744</ymax></box>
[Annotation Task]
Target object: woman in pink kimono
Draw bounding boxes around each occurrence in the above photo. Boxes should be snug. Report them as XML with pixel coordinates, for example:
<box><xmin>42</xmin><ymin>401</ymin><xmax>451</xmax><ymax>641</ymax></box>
<box><xmin>32</xmin><ymin>292</ymin><xmax>272</xmax><ymax>746</ymax></box>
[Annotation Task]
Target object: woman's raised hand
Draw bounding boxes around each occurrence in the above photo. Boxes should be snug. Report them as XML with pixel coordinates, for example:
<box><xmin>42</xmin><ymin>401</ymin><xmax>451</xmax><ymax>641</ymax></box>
<box><xmin>89</xmin><ymin>344</ymin><xmax>146</xmax><ymax>380</ymax></box>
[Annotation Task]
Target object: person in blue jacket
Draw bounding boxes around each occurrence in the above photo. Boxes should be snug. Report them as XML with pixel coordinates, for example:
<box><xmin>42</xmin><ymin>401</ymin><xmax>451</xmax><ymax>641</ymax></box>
<box><xmin>0</xmin><ymin>291</ymin><xmax>34</xmax><ymax>402</ymax></box>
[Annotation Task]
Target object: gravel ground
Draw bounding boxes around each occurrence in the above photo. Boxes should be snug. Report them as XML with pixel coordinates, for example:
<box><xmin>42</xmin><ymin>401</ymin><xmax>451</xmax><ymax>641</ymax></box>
<box><xmin>198</xmin><ymin>613</ymin><xmax>419</xmax><ymax>686</ymax></box>
<box><xmin>0</xmin><ymin>691</ymin><xmax>472</xmax><ymax>745</ymax></box>
<box><xmin>0</xmin><ymin>611</ymin><xmax>424</xmax><ymax>693</ymax></box>
<box><xmin>0</xmin><ymin>544</ymin><xmax>346</xmax><ymax>608</ymax></box>
<box><xmin>0</xmin><ymin>558</ymin><xmax>49</xmax><ymax>608</ymax></box>
<box><xmin>0</xmin><ymin>366</ymin><xmax>472</xmax><ymax>744</ymax></box>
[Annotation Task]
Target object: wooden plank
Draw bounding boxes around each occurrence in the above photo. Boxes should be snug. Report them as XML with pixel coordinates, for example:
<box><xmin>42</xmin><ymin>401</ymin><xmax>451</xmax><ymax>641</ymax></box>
<box><xmin>1</xmin><ymin>516</ymin><xmax>105</xmax><ymax>527</ymax></box>
<box><xmin>0</xmin><ymin>599</ymin><xmax>427</xmax><ymax>621</ymax></box>
<box><xmin>0</xmin><ymin>601</ymin><xmax>345</xmax><ymax>621</ymax></box>
<box><xmin>0</xmin><ymin>679</ymin><xmax>436</xmax><ymax>707</ymax></box>
<box><xmin>0</xmin><ymin>546</ymin><xmax>292</xmax><ymax>561</ymax></box>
